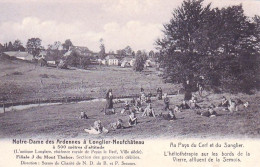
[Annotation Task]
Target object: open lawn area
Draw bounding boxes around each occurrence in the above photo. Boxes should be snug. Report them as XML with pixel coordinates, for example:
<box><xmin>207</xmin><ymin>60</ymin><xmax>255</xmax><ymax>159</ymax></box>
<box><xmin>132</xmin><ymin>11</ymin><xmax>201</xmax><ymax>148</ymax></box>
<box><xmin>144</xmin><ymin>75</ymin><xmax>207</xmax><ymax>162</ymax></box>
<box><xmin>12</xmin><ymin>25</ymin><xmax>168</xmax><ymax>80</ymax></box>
<box><xmin>0</xmin><ymin>92</ymin><xmax>259</xmax><ymax>139</ymax></box>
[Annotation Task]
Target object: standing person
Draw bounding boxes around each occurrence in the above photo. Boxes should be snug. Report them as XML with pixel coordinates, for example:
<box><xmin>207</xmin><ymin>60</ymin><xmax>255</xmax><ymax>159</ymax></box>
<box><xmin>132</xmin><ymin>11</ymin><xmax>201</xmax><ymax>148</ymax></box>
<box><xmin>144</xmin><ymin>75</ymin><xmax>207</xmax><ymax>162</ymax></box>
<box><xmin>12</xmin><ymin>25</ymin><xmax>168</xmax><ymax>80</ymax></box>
<box><xmin>183</xmin><ymin>79</ymin><xmax>192</xmax><ymax>101</ymax></box>
<box><xmin>105</xmin><ymin>89</ymin><xmax>114</xmax><ymax>111</ymax></box>
<box><xmin>164</xmin><ymin>93</ymin><xmax>170</xmax><ymax>111</ymax></box>
<box><xmin>197</xmin><ymin>76</ymin><xmax>204</xmax><ymax>96</ymax></box>
<box><xmin>157</xmin><ymin>87</ymin><xmax>163</xmax><ymax>100</ymax></box>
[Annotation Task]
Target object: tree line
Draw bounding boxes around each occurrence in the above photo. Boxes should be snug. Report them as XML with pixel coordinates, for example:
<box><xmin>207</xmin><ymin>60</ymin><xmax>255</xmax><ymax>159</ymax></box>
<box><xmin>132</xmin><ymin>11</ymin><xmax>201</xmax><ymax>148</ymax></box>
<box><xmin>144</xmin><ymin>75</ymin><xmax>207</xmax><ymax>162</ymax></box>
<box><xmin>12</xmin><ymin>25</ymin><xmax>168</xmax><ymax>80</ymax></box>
<box><xmin>156</xmin><ymin>0</ymin><xmax>260</xmax><ymax>93</ymax></box>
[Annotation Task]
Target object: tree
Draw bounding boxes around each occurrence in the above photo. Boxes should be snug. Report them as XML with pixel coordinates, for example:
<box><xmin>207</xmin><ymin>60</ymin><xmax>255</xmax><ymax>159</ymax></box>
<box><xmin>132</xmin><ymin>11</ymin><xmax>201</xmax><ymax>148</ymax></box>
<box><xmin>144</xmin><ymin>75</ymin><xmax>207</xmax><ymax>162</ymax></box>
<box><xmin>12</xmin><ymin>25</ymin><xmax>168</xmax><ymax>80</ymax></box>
<box><xmin>124</xmin><ymin>46</ymin><xmax>132</xmax><ymax>56</ymax></box>
<box><xmin>47</xmin><ymin>41</ymin><xmax>63</xmax><ymax>62</ymax></box>
<box><xmin>133</xmin><ymin>50</ymin><xmax>146</xmax><ymax>72</ymax></box>
<box><xmin>156</xmin><ymin>0</ymin><xmax>260</xmax><ymax>93</ymax></box>
<box><xmin>26</xmin><ymin>38</ymin><xmax>43</xmax><ymax>58</ymax></box>
<box><xmin>65</xmin><ymin>50</ymin><xmax>90</xmax><ymax>69</ymax></box>
<box><xmin>13</xmin><ymin>40</ymin><xmax>25</xmax><ymax>51</ymax></box>
<box><xmin>7</xmin><ymin>42</ymin><xmax>13</xmax><ymax>51</ymax></box>
<box><xmin>98</xmin><ymin>38</ymin><xmax>106</xmax><ymax>59</ymax></box>
<box><xmin>62</xmin><ymin>39</ymin><xmax>73</xmax><ymax>51</ymax></box>
<box><xmin>131</xmin><ymin>51</ymin><xmax>135</xmax><ymax>58</ymax></box>
<box><xmin>149</xmin><ymin>50</ymin><xmax>155</xmax><ymax>58</ymax></box>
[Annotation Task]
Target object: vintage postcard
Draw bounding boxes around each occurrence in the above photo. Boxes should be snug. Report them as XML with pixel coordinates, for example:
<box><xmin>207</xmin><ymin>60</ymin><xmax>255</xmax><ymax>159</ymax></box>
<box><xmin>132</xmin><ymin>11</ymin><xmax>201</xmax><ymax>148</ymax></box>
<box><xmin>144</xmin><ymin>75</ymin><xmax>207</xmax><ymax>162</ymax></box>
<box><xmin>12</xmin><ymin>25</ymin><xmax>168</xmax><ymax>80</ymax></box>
<box><xmin>0</xmin><ymin>0</ymin><xmax>259</xmax><ymax>167</ymax></box>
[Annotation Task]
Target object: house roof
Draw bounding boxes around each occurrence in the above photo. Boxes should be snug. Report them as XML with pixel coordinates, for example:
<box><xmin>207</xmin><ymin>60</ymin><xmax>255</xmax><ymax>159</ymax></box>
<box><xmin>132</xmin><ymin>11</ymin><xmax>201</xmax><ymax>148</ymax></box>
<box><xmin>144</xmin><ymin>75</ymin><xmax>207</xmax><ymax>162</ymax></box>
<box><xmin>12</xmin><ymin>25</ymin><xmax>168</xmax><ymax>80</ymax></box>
<box><xmin>64</xmin><ymin>46</ymin><xmax>93</xmax><ymax>57</ymax></box>
<box><xmin>122</xmin><ymin>57</ymin><xmax>134</xmax><ymax>61</ymax></box>
<box><xmin>39</xmin><ymin>51</ymin><xmax>47</xmax><ymax>55</ymax></box>
<box><xmin>4</xmin><ymin>51</ymin><xmax>33</xmax><ymax>59</ymax></box>
<box><xmin>105</xmin><ymin>55</ymin><xmax>118</xmax><ymax>60</ymax></box>
<box><xmin>44</xmin><ymin>55</ymin><xmax>56</xmax><ymax>61</ymax></box>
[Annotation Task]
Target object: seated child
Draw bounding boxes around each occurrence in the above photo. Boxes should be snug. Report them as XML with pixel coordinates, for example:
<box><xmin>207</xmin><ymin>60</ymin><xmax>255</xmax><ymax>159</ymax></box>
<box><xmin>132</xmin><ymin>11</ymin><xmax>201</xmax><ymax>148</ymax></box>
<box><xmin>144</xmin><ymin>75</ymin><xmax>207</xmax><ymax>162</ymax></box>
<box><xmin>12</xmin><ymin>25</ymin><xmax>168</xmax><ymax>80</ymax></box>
<box><xmin>228</xmin><ymin>100</ymin><xmax>237</xmax><ymax>112</ymax></box>
<box><xmin>179</xmin><ymin>100</ymin><xmax>190</xmax><ymax>109</ymax></box>
<box><xmin>134</xmin><ymin>99</ymin><xmax>143</xmax><ymax>113</ymax></box>
<box><xmin>140</xmin><ymin>92</ymin><xmax>146</xmax><ymax>104</ymax></box>
<box><xmin>189</xmin><ymin>96</ymin><xmax>201</xmax><ymax>109</ymax></box>
<box><xmin>121</xmin><ymin>101</ymin><xmax>130</xmax><ymax>114</ymax></box>
<box><xmin>243</xmin><ymin>101</ymin><xmax>249</xmax><ymax>108</ymax></box>
<box><xmin>130</xmin><ymin>97</ymin><xmax>136</xmax><ymax>105</ymax></box>
<box><xmin>142</xmin><ymin>104</ymin><xmax>156</xmax><ymax>117</ymax></box>
<box><xmin>110</xmin><ymin>119</ymin><xmax>124</xmax><ymax>130</ymax></box>
<box><xmin>218</xmin><ymin>96</ymin><xmax>229</xmax><ymax>107</ymax></box>
<box><xmin>198</xmin><ymin>106</ymin><xmax>217</xmax><ymax>117</ymax></box>
<box><xmin>129</xmin><ymin>112</ymin><xmax>137</xmax><ymax>126</ymax></box>
<box><xmin>104</xmin><ymin>108</ymin><xmax>115</xmax><ymax>115</ymax></box>
<box><xmin>84</xmin><ymin>120</ymin><xmax>109</xmax><ymax>134</ymax></box>
<box><xmin>174</xmin><ymin>105</ymin><xmax>182</xmax><ymax>113</ymax></box>
<box><xmin>146</xmin><ymin>92</ymin><xmax>152</xmax><ymax>103</ymax></box>
<box><xmin>80</xmin><ymin>111</ymin><xmax>88</xmax><ymax>119</ymax></box>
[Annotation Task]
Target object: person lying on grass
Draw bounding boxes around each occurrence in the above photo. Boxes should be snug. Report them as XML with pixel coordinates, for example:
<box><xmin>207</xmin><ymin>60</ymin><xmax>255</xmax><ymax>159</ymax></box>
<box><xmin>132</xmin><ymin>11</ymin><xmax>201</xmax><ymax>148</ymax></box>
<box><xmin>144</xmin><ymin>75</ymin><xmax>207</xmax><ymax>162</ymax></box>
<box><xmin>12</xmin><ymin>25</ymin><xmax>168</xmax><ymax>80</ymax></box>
<box><xmin>159</xmin><ymin>108</ymin><xmax>176</xmax><ymax>121</ymax></box>
<box><xmin>197</xmin><ymin>106</ymin><xmax>217</xmax><ymax>118</ymax></box>
<box><xmin>121</xmin><ymin>101</ymin><xmax>130</xmax><ymax>114</ymax></box>
<box><xmin>84</xmin><ymin>120</ymin><xmax>108</xmax><ymax>134</ymax></box>
<box><xmin>80</xmin><ymin>111</ymin><xmax>88</xmax><ymax>119</ymax></box>
<box><xmin>142</xmin><ymin>103</ymin><xmax>156</xmax><ymax>117</ymax></box>
<box><xmin>189</xmin><ymin>96</ymin><xmax>201</xmax><ymax>109</ymax></box>
<box><xmin>179</xmin><ymin>100</ymin><xmax>190</xmax><ymax>109</ymax></box>
<box><xmin>129</xmin><ymin>112</ymin><xmax>137</xmax><ymax>126</ymax></box>
<box><xmin>110</xmin><ymin>119</ymin><xmax>125</xmax><ymax>130</ymax></box>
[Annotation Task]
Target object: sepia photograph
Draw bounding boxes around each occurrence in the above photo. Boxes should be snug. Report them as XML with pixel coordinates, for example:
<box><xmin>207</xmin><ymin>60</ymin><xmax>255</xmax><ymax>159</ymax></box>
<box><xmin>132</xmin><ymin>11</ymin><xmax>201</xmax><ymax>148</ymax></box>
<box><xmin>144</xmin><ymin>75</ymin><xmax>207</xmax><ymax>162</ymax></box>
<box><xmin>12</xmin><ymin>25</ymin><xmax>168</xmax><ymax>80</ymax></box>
<box><xmin>0</xmin><ymin>0</ymin><xmax>259</xmax><ymax>141</ymax></box>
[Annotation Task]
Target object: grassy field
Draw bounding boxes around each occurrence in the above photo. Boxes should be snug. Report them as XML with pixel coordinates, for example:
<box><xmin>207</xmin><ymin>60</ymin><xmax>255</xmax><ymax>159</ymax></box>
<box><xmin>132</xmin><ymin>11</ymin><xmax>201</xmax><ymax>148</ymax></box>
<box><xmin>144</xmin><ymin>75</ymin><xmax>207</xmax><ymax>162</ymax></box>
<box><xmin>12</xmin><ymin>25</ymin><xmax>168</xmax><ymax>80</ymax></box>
<box><xmin>0</xmin><ymin>92</ymin><xmax>259</xmax><ymax>139</ymax></box>
<box><xmin>0</xmin><ymin>56</ymin><xmax>179</xmax><ymax>103</ymax></box>
<box><xmin>0</xmin><ymin>56</ymin><xmax>259</xmax><ymax>139</ymax></box>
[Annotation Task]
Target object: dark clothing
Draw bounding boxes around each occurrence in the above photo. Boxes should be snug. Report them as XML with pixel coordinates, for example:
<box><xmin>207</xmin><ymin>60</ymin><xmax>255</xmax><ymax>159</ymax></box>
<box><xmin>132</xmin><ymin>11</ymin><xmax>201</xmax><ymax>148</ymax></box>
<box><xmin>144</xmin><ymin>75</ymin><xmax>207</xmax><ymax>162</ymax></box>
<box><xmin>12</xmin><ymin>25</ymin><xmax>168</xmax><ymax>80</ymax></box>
<box><xmin>190</xmin><ymin>102</ymin><xmax>201</xmax><ymax>109</ymax></box>
<box><xmin>164</xmin><ymin>97</ymin><xmax>170</xmax><ymax>110</ymax></box>
<box><xmin>184</xmin><ymin>83</ymin><xmax>192</xmax><ymax>100</ymax></box>
<box><xmin>157</xmin><ymin>88</ymin><xmax>163</xmax><ymax>100</ymax></box>
<box><xmin>129</xmin><ymin>117</ymin><xmax>137</xmax><ymax>126</ymax></box>
<box><xmin>179</xmin><ymin>103</ymin><xmax>190</xmax><ymax>109</ymax></box>
<box><xmin>162</xmin><ymin>113</ymin><xmax>176</xmax><ymax>120</ymax></box>
<box><xmin>218</xmin><ymin>100</ymin><xmax>229</xmax><ymax>107</ymax></box>
<box><xmin>106</xmin><ymin>92</ymin><xmax>113</xmax><ymax>109</ymax></box>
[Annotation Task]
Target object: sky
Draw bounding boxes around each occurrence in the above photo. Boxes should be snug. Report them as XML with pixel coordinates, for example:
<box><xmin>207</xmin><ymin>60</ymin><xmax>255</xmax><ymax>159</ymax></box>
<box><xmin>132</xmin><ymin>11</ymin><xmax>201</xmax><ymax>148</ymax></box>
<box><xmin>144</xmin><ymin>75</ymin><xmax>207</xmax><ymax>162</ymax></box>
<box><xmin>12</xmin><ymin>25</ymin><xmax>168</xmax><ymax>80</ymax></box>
<box><xmin>0</xmin><ymin>0</ymin><xmax>260</xmax><ymax>52</ymax></box>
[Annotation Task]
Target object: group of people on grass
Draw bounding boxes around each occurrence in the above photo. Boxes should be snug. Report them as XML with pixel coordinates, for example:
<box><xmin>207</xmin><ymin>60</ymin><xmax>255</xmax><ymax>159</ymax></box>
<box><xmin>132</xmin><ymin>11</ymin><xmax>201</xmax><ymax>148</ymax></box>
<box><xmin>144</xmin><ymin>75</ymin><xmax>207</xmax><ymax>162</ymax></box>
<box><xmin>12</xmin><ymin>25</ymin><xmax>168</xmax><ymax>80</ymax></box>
<box><xmin>83</xmin><ymin>80</ymin><xmax>249</xmax><ymax>135</ymax></box>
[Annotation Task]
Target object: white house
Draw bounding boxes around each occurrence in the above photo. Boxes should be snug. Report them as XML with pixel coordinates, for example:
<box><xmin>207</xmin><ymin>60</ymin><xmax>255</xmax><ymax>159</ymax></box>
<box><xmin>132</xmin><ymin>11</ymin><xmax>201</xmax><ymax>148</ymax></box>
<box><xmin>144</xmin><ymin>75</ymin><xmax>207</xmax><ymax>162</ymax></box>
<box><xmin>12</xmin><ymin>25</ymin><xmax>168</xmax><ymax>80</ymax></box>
<box><xmin>105</xmin><ymin>55</ymin><xmax>119</xmax><ymax>66</ymax></box>
<box><xmin>144</xmin><ymin>59</ymin><xmax>156</xmax><ymax>67</ymax></box>
<box><xmin>121</xmin><ymin>57</ymin><xmax>135</xmax><ymax>67</ymax></box>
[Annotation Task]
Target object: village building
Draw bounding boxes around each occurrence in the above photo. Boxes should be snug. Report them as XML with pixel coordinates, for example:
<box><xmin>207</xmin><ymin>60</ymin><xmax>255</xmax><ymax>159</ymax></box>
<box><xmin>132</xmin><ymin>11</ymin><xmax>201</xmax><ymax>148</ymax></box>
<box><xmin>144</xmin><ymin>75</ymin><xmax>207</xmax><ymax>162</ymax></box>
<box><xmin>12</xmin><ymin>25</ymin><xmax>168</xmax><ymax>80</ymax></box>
<box><xmin>44</xmin><ymin>55</ymin><xmax>57</xmax><ymax>65</ymax></box>
<box><xmin>105</xmin><ymin>55</ymin><xmax>119</xmax><ymax>66</ymax></box>
<box><xmin>3</xmin><ymin>51</ymin><xmax>34</xmax><ymax>61</ymax></box>
<box><xmin>121</xmin><ymin>57</ymin><xmax>135</xmax><ymax>67</ymax></box>
<box><xmin>144</xmin><ymin>58</ymin><xmax>157</xmax><ymax>67</ymax></box>
<box><xmin>64</xmin><ymin>46</ymin><xmax>92</xmax><ymax>57</ymax></box>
